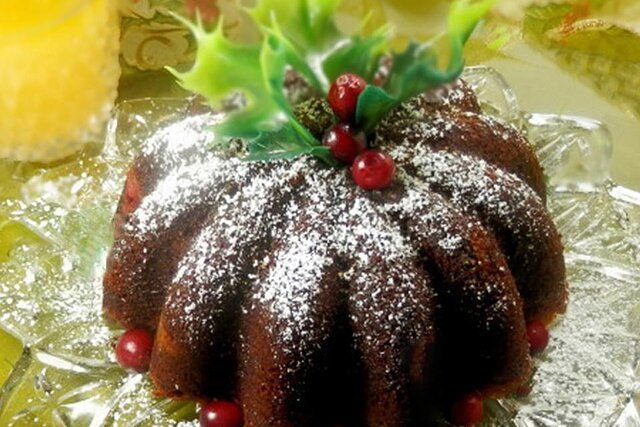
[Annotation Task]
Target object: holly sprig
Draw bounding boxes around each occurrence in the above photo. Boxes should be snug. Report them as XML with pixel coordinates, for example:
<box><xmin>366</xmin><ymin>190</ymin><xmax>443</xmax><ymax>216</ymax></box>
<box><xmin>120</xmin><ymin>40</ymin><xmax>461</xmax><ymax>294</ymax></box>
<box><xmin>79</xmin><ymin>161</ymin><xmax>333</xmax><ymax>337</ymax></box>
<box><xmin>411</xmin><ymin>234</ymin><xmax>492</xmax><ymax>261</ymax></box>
<box><xmin>171</xmin><ymin>0</ymin><xmax>494</xmax><ymax>165</ymax></box>
<box><xmin>356</xmin><ymin>0</ymin><xmax>495</xmax><ymax>133</ymax></box>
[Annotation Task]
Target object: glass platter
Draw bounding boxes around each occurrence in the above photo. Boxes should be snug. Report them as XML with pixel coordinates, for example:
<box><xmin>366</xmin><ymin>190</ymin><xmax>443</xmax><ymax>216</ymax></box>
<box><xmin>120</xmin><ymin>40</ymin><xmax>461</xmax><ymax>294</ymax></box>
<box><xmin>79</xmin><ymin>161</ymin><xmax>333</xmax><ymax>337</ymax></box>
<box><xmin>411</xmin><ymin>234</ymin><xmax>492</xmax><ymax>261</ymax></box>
<box><xmin>0</xmin><ymin>66</ymin><xmax>638</xmax><ymax>426</ymax></box>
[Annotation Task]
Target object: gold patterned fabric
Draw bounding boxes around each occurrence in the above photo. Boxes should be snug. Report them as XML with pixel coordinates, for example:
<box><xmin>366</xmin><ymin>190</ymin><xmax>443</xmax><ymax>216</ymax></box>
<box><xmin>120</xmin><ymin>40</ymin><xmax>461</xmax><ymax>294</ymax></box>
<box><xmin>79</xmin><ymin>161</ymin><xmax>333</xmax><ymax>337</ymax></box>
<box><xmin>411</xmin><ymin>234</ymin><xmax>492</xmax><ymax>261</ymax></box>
<box><xmin>118</xmin><ymin>0</ymin><xmax>257</xmax><ymax>72</ymax></box>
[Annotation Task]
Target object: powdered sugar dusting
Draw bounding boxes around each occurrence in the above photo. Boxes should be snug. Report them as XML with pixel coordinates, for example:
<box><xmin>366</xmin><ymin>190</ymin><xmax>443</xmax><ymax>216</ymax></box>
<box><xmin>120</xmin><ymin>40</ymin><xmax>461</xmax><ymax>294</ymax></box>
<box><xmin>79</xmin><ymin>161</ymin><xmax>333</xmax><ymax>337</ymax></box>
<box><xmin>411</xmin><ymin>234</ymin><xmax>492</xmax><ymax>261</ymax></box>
<box><xmin>392</xmin><ymin>144</ymin><xmax>547</xmax><ymax>243</ymax></box>
<box><xmin>107</xmin><ymin>82</ymin><xmax>564</xmax><ymax>390</ymax></box>
<box><xmin>141</xmin><ymin>113</ymin><xmax>220</xmax><ymax>160</ymax></box>
<box><xmin>382</xmin><ymin>175</ymin><xmax>520</xmax><ymax>329</ymax></box>
<box><xmin>253</xmin><ymin>229</ymin><xmax>334</xmax><ymax>355</ymax></box>
<box><xmin>129</xmin><ymin>158</ymin><xmax>224</xmax><ymax>234</ymax></box>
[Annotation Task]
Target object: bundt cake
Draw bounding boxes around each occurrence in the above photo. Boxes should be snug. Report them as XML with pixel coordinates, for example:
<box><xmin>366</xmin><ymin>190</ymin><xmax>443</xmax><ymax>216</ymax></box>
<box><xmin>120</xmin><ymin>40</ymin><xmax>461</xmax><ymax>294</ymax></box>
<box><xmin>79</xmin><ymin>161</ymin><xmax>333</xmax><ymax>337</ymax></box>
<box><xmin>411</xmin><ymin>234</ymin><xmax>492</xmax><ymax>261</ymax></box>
<box><xmin>104</xmin><ymin>1</ymin><xmax>568</xmax><ymax>424</ymax></box>
<box><xmin>103</xmin><ymin>77</ymin><xmax>567</xmax><ymax>425</ymax></box>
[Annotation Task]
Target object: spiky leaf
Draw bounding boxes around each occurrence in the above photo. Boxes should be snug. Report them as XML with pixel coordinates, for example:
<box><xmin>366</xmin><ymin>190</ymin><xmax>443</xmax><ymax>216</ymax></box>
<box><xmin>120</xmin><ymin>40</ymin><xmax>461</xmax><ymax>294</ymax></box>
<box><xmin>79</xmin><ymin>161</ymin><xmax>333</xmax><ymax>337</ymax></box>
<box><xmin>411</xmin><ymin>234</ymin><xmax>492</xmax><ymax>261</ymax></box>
<box><xmin>356</xmin><ymin>0</ymin><xmax>495</xmax><ymax>132</ymax></box>
<box><xmin>355</xmin><ymin>85</ymin><xmax>397</xmax><ymax>134</ymax></box>
<box><xmin>322</xmin><ymin>30</ymin><xmax>389</xmax><ymax>83</ymax></box>
<box><xmin>249</xmin><ymin>0</ymin><xmax>342</xmax><ymax>51</ymax></box>
<box><xmin>246</xmin><ymin>120</ymin><xmax>337</xmax><ymax>165</ymax></box>
<box><xmin>170</xmin><ymin>18</ymin><xmax>282</xmax><ymax>139</ymax></box>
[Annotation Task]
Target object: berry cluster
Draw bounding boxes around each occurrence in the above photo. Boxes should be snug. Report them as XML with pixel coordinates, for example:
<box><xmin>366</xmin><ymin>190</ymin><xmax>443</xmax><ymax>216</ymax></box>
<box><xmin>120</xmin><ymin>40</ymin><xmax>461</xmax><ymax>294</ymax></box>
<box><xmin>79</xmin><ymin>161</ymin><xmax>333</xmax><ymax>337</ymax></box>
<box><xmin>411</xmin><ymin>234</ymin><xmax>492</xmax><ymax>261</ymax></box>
<box><xmin>324</xmin><ymin>73</ymin><xmax>396</xmax><ymax>190</ymax></box>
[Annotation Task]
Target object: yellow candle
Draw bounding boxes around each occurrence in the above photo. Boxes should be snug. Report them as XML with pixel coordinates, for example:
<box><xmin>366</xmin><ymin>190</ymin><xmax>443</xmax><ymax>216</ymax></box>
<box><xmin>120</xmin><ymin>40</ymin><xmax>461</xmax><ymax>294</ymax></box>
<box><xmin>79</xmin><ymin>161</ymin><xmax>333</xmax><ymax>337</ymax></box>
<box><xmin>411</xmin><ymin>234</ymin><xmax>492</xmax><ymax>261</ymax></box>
<box><xmin>0</xmin><ymin>0</ymin><xmax>120</xmax><ymax>162</ymax></box>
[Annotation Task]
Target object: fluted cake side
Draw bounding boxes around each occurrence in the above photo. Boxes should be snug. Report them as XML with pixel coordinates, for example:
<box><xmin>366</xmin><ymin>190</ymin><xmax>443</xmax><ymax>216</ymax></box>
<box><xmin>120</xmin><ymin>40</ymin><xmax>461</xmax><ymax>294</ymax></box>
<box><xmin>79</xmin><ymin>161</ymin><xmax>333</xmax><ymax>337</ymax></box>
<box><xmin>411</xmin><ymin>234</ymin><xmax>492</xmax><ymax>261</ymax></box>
<box><xmin>103</xmin><ymin>80</ymin><xmax>567</xmax><ymax>426</ymax></box>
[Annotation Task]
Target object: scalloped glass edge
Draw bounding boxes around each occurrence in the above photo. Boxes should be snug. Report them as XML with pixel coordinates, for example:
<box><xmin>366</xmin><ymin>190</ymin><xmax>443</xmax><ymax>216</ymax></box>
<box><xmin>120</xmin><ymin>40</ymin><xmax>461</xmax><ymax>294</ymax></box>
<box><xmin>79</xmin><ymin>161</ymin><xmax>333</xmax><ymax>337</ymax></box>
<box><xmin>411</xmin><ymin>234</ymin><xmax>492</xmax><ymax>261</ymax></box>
<box><xmin>0</xmin><ymin>66</ymin><xmax>638</xmax><ymax>426</ymax></box>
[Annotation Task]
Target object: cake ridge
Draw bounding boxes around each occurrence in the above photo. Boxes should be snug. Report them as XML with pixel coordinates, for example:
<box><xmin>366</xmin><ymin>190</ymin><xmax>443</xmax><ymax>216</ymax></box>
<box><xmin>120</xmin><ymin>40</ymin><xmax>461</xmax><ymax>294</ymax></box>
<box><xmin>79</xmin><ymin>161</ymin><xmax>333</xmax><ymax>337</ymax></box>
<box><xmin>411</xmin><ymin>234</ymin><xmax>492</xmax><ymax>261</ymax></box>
<box><xmin>392</xmin><ymin>144</ymin><xmax>567</xmax><ymax>319</ymax></box>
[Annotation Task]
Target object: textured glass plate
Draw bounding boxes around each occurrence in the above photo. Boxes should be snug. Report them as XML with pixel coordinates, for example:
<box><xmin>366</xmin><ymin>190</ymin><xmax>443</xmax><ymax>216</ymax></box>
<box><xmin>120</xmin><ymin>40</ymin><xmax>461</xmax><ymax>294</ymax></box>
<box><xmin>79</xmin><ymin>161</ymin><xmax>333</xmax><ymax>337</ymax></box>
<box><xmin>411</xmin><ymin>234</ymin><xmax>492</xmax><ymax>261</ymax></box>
<box><xmin>0</xmin><ymin>67</ymin><xmax>638</xmax><ymax>426</ymax></box>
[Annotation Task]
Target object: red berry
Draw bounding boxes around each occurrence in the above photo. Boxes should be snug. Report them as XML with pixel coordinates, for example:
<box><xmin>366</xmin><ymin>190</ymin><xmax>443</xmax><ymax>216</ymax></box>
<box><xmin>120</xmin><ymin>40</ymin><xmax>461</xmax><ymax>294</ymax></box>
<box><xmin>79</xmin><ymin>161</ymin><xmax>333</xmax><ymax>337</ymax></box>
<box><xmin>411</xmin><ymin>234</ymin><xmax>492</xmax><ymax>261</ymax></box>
<box><xmin>113</xmin><ymin>215</ymin><xmax>125</xmax><ymax>234</ymax></box>
<box><xmin>328</xmin><ymin>73</ymin><xmax>367</xmax><ymax>122</ymax></box>
<box><xmin>200</xmin><ymin>400</ymin><xmax>244</xmax><ymax>427</ymax></box>
<box><xmin>516</xmin><ymin>383</ymin><xmax>532</xmax><ymax>397</ymax></box>
<box><xmin>115</xmin><ymin>329</ymin><xmax>153</xmax><ymax>372</ymax></box>
<box><xmin>323</xmin><ymin>123</ymin><xmax>367</xmax><ymax>163</ymax></box>
<box><xmin>450</xmin><ymin>392</ymin><xmax>484</xmax><ymax>426</ymax></box>
<box><xmin>122</xmin><ymin>169</ymin><xmax>141</xmax><ymax>215</ymax></box>
<box><xmin>186</xmin><ymin>0</ymin><xmax>219</xmax><ymax>24</ymax></box>
<box><xmin>351</xmin><ymin>150</ymin><xmax>396</xmax><ymax>190</ymax></box>
<box><xmin>527</xmin><ymin>320</ymin><xmax>549</xmax><ymax>353</ymax></box>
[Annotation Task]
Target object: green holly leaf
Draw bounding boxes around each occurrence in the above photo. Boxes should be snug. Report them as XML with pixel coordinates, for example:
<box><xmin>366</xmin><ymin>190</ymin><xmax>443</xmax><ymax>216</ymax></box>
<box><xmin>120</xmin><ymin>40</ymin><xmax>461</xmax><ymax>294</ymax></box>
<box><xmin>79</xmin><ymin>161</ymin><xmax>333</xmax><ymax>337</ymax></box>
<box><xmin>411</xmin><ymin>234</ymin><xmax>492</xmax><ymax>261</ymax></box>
<box><xmin>355</xmin><ymin>85</ymin><xmax>397</xmax><ymax>134</ymax></box>
<box><xmin>322</xmin><ymin>29</ymin><xmax>389</xmax><ymax>83</ymax></box>
<box><xmin>255</xmin><ymin>0</ymin><xmax>388</xmax><ymax>92</ymax></box>
<box><xmin>259</xmin><ymin>15</ymin><xmax>326</xmax><ymax>93</ymax></box>
<box><xmin>170</xmin><ymin>18</ymin><xmax>282</xmax><ymax>139</ymax></box>
<box><xmin>385</xmin><ymin>43</ymin><xmax>448</xmax><ymax>101</ymax></box>
<box><xmin>246</xmin><ymin>120</ymin><xmax>337</xmax><ymax>165</ymax></box>
<box><xmin>249</xmin><ymin>0</ymin><xmax>341</xmax><ymax>51</ymax></box>
<box><xmin>170</xmin><ymin>11</ymin><xmax>334</xmax><ymax>163</ymax></box>
<box><xmin>448</xmin><ymin>0</ymin><xmax>497</xmax><ymax>54</ymax></box>
<box><xmin>356</xmin><ymin>0</ymin><xmax>495</xmax><ymax>133</ymax></box>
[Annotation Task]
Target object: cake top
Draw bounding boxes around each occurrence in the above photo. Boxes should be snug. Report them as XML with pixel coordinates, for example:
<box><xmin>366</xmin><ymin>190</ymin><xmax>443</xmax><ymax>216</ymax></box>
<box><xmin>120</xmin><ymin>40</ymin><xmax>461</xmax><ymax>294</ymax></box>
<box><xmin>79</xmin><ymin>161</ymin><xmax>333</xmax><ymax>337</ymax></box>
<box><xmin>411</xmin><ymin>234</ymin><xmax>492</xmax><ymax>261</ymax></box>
<box><xmin>170</xmin><ymin>0</ymin><xmax>495</xmax><ymax>170</ymax></box>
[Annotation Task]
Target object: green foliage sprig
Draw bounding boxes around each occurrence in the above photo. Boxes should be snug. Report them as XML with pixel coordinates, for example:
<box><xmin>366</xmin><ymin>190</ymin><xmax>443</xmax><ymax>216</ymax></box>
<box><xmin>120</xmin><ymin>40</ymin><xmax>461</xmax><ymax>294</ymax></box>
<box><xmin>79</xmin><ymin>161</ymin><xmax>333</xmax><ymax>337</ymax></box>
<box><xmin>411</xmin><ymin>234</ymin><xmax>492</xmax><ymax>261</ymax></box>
<box><xmin>171</xmin><ymin>0</ymin><xmax>494</xmax><ymax>164</ymax></box>
<box><xmin>357</xmin><ymin>0</ymin><xmax>495</xmax><ymax>133</ymax></box>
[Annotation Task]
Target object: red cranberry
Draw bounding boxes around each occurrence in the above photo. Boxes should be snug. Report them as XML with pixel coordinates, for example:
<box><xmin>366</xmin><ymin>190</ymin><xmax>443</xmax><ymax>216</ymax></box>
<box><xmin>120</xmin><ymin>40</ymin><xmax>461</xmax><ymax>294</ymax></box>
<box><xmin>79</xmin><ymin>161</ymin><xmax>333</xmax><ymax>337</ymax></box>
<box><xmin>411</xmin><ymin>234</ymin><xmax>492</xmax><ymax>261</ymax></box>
<box><xmin>122</xmin><ymin>169</ymin><xmax>141</xmax><ymax>215</ymax></box>
<box><xmin>322</xmin><ymin>123</ymin><xmax>367</xmax><ymax>163</ymax></box>
<box><xmin>186</xmin><ymin>0</ymin><xmax>219</xmax><ymax>24</ymax></box>
<box><xmin>115</xmin><ymin>329</ymin><xmax>153</xmax><ymax>372</ymax></box>
<box><xmin>516</xmin><ymin>383</ymin><xmax>532</xmax><ymax>397</ymax></box>
<box><xmin>328</xmin><ymin>73</ymin><xmax>367</xmax><ymax>123</ymax></box>
<box><xmin>113</xmin><ymin>215</ymin><xmax>125</xmax><ymax>234</ymax></box>
<box><xmin>527</xmin><ymin>320</ymin><xmax>549</xmax><ymax>353</ymax></box>
<box><xmin>351</xmin><ymin>150</ymin><xmax>396</xmax><ymax>190</ymax></box>
<box><xmin>450</xmin><ymin>392</ymin><xmax>484</xmax><ymax>426</ymax></box>
<box><xmin>200</xmin><ymin>400</ymin><xmax>244</xmax><ymax>427</ymax></box>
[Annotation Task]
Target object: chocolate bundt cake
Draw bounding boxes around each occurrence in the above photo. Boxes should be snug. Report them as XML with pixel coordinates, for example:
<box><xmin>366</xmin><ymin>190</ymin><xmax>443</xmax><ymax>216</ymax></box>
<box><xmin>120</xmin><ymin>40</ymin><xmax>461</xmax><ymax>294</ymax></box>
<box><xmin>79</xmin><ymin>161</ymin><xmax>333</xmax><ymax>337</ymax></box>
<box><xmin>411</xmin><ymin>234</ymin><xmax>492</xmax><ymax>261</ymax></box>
<box><xmin>103</xmin><ymin>80</ymin><xmax>567</xmax><ymax>426</ymax></box>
